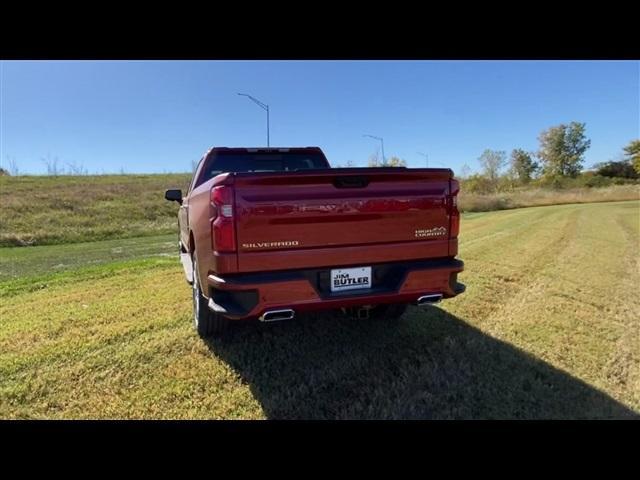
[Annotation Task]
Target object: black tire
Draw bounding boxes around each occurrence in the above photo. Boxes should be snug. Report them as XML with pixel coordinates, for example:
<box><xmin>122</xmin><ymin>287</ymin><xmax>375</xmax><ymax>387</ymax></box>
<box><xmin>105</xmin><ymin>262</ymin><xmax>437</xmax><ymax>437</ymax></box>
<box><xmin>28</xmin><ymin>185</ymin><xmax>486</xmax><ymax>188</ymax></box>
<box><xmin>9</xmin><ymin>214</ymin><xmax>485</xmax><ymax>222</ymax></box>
<box><xmin>368</xmin><ymin>303</ymin><xmax>408</xmax><ymax>321</ymax></box>
<box><xmin>192</xmin><ymin>255</ymin><xmax>229</xmax><ymax>338</ymax></box>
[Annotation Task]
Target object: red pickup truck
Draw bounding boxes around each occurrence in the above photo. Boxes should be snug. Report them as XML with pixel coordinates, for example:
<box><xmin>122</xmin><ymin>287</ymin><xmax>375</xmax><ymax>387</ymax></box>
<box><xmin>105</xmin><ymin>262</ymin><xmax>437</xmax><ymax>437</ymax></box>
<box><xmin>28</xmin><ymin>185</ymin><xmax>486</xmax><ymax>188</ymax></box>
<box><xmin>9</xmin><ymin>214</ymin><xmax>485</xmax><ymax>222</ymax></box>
<box><xmin>165</xmin><ymin>146</ymin><xmax>464</xmax><ymax>337</ymax></box>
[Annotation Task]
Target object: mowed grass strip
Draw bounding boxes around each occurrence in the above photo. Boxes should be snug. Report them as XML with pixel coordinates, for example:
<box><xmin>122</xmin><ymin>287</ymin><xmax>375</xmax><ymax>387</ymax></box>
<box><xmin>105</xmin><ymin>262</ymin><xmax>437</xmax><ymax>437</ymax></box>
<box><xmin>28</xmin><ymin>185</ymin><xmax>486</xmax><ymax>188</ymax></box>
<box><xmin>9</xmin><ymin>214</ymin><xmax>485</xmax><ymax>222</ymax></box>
<box><xmin>0</xmin><ymin>234</ymin><xmax>177</xmax><ymax>284</ymax></box>
<box><xmin>0</xmin><ymin>263</ymin><xmax>260</xmax><ymax>419</ymax></box>
<box><xmin>0</xmin><ymin>201</ymin><xmax>638</xmax><ymax>419</ymax></box>
<box><xmin>447</xmin><ymin>201</ymin><xmax>640</xmax><ymax>411</ymax></box>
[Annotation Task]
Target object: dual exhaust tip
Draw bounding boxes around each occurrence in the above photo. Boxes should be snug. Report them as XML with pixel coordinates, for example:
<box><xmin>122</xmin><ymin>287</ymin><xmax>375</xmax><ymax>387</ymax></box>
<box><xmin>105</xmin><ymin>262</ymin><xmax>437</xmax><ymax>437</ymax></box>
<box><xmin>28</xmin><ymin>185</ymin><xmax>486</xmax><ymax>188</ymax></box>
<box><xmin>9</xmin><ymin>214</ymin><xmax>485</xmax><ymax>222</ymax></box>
<box><xmin>259</xmin><ymin>309</ymin><xmax>295</xmax><ymax>322</ymax></box>
<box><xmin>417</xmin><ymin>294</ymin><xmax>443</xmax><ymax>306</ymax></box>
<box><xmin>259</xmin><ymin>294</ymin><xmax>441</xmax><ymax>321</ymax></box>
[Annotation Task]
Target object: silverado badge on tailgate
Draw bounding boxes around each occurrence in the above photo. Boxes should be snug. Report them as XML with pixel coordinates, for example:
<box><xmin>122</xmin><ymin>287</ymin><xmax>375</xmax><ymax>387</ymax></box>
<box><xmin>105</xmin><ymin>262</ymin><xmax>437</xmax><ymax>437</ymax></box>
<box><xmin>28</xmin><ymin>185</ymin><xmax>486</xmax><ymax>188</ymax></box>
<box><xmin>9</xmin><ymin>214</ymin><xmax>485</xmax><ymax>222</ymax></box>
<box><xmin>241</xmin><ymin>240</ymin><xmax>300</xmax><ymax>250</ymax></box>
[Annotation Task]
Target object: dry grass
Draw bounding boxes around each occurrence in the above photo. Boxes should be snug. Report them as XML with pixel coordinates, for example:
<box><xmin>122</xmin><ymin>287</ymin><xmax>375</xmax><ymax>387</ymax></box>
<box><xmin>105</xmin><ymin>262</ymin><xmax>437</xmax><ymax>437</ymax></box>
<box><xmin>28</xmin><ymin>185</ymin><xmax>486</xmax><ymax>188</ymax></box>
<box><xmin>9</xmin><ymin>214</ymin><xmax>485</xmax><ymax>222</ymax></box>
<box><xmin>459</xmin><ymin>184</ymin><xmax>640</xmax><ymax>212</ymax></box>
<box><xmin>1</xmin><ymin>201</ymin><xmax>638</xmax><ymax>419</ymax></box>
<box><xmin>0</xmin><ymin>174</ymin><xmax>189</xmax><ymax>247</ymax></box>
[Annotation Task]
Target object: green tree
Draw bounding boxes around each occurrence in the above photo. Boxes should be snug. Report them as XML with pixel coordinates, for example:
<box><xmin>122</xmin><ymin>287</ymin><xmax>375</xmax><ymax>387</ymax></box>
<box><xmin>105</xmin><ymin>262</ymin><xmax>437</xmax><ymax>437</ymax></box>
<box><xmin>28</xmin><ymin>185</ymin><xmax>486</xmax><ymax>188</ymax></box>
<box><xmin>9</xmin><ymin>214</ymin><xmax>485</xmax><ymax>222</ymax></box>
<box><xmin>537</xmin><ymin>122</ymin><xmax>591</xmax><ymax>178</ymax></box>
<box><xmin>478</xmin><ymin>149</ymin><xmax>506</xmax><ymax>188</ymax></box>
<box><xmin>368</xmin><ymin>153</ymin><xmax>406</xmax><ymax>167</ymax></box>
<box><xmin>594</xmin><ymin>159</ymin><xmax>638</xmax><ymax>179</ymax></box>
<box><xmin>462</xmin><ymin>173</ymin><xmax>494</xmax><ymax>194</ymax></box>
<box><xmin>509</xmin><ymin>149</ymin><xmax>538</xmax><ymax>184</ymax></box>
<box><xmin>623</xmin><ymin>139</ymin><xmax>640</xmax><ymax>174</ymax></box>
<box><xmin>386</xmin><ymin>156</ymin><xmax>407</xmax><ymax>167</ymax></box>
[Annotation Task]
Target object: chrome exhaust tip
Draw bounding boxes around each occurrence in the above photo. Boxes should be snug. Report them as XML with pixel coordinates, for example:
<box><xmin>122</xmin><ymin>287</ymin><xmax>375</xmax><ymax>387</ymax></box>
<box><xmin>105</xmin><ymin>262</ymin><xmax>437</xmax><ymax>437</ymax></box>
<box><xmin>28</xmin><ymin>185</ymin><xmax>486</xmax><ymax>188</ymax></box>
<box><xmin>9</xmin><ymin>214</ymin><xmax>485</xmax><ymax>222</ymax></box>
<box><xmin>259</xmin><ymin>309</ymin><xmax>295</xmax><ymax>322</ymax></box>
<box><xmin>417</xmin><ymin>294</ymin><xmax>443</xmax><ymax>306</ymax></box>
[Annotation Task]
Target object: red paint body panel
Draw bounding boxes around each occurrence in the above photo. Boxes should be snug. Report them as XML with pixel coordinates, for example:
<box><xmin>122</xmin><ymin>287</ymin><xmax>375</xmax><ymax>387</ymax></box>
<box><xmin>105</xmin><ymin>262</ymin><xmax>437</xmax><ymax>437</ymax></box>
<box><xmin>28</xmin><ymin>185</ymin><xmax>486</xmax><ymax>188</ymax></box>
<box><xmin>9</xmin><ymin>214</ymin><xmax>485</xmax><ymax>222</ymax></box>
<box><xmin>236</xmin><ymin>239</ymin><xmax>451</xmax><ymax>273</ymax></box>
<box><xmin>174</xmin><ymin>147</ymin><xmax>464</xmax><ymax>320</ymax></box>
<box><xmin>232</xmin><ymin>169</ymin><xmax>453</xmax><ymax>272</ymax></box>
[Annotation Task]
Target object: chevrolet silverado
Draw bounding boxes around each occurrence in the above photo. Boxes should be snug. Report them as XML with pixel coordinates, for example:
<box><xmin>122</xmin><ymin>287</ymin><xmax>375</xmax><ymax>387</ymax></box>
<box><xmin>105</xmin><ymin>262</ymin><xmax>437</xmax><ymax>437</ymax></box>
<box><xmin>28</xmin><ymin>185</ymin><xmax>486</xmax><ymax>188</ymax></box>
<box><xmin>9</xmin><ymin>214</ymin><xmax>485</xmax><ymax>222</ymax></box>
<box><xmin>165</xmin><ymin>146</ymin><xmax>465</xmax><ymax>337</ymax></box>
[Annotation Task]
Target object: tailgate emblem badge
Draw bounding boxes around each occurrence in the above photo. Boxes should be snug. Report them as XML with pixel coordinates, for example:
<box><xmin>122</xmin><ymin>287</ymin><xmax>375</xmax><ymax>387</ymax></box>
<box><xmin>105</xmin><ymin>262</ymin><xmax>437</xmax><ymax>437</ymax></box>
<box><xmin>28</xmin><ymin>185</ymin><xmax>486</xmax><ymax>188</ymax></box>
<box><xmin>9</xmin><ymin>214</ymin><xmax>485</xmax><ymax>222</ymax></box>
<box><xmin>415</xmin><ymin>226</ymin><xmax>447</xmax><ymax>238</ymax></box>
<box><xmin>242</xmin><ymin>240</ymin><xmax>300</xmax><ymax>249</ymax></box>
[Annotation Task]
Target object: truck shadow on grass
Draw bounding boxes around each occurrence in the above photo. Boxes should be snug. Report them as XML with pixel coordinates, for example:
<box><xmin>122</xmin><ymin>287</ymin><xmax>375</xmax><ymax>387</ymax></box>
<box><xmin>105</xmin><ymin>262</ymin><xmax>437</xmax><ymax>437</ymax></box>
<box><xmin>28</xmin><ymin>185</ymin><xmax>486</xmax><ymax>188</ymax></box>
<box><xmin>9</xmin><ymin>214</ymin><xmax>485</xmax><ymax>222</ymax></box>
<box><xmin>205</xmin><ymin>306</ymin><xmax>638</xmax><ymax>419</ymax></box>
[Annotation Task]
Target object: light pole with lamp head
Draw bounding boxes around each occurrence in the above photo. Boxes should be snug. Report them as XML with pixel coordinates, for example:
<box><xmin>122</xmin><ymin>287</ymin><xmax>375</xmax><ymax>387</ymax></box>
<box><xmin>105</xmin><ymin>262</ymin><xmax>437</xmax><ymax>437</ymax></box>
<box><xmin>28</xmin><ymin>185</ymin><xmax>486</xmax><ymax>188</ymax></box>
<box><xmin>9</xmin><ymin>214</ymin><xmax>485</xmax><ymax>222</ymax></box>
<box><xmin>417</xmin><ymin>151</ymin><xmax>429</xmax><ymax>168</ymax></box>
<box><xmin>237</xmin><ymin>93</ymin><xmax>270</xmax><ymax>147</ymax></box>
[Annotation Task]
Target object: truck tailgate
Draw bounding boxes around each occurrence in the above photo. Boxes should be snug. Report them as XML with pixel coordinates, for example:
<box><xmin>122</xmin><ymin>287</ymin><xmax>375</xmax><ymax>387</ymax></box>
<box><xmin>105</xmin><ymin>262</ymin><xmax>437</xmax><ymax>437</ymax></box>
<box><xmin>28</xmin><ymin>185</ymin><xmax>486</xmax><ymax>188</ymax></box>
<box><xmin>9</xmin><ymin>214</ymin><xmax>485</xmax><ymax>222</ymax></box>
<box><xmin>233</xmin><ymin>168</ymin><xmax>454</xmax><ymax>272</ymax></box>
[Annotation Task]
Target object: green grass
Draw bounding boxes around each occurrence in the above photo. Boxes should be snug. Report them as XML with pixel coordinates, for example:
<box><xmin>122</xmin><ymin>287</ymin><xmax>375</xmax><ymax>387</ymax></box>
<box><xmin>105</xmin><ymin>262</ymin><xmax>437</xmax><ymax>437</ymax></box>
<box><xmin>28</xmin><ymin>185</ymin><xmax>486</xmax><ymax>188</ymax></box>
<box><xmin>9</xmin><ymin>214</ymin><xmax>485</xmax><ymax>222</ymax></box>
<box><xmin>1</xmin><ymin>201</ymin><xmax>638</xmax><ymax>419</ymax></box>
<box><xmin>2</xmin><ymin>173</ymin><xmax>638</xmax><ymax>247</ymax></box>
<box><xmin>0</xmin><ymin>234</ymin><xmax>177</xmax><ymax>284</ymax></box>
<box><xmin>0</xmin><ymin>174</ymin><xmax>189</xmax><ymax>247</ymax></box>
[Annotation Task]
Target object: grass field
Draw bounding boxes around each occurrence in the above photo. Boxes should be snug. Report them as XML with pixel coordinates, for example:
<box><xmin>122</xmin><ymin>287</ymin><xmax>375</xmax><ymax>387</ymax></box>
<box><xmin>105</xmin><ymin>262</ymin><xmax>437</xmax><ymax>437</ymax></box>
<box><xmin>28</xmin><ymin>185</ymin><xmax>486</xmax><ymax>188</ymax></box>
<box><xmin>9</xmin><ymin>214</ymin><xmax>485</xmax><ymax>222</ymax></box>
<box><xmin>0</xmin><ymin>174</ymin><xmax>190</xmax><ymax>247</ymax></box>
<box><xmin>1</xmin><ymin>173</ymin><xmax>638</xmax><ymax>247</ymax></box>
<box><xmin>0</xmin><ymin>234</ymin><xmax>176</xmax><ymax>295</ymax></box>
<box><xmin>459</xmin><ymin>184</ymin><xmax>640</xmax><ymax>212</ymax></box>
<box><xmin>1</xmin><ymin>200</ymin><xmax>638</xmax><ymax>419</ymax></box>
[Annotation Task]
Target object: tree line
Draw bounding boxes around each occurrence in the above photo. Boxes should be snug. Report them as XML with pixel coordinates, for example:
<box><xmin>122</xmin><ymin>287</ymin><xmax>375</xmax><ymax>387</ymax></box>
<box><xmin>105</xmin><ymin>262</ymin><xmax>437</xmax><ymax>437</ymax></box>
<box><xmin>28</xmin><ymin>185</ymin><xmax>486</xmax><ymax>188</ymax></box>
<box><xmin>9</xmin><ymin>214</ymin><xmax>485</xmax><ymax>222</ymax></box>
<box><xmin>461</xmin><ymin>122</ymin><xmax>639</xmax><ymax>193</ymax></box>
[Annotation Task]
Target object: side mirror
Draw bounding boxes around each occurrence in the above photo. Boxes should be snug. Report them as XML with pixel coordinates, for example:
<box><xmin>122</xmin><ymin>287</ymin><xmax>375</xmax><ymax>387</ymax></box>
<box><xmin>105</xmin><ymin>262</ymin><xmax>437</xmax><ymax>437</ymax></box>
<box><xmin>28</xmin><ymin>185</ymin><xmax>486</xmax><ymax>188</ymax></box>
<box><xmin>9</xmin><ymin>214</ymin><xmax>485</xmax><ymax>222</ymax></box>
<box><xmin>165</xmin><ymin>189</ymin><xmax>183</xmax><ymax>204</ymax></box>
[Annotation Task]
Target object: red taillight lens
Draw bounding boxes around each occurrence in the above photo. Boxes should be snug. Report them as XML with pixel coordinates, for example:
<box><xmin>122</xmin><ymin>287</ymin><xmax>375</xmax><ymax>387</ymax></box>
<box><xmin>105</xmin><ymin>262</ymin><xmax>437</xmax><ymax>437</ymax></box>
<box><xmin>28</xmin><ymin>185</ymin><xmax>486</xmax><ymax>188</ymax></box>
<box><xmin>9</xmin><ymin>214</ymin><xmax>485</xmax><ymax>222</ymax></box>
<box><xmin>213</xmin><ymin>217</ymin><xmax>235</xmax><ymax>252</ymax></box>
<box><xmin>450</xmin><ymin>211</ymin><xmax>460</xmax><ymax>238</ymax></box>
<box><xmin>449</xmin><ymin>179</ymin><xmax>460</xmax><ymax>238</ymax></box>
<box><xmin>211</xmin><ymin>185</ymin><xmax>236</xmax><ymax>252</ymax></box>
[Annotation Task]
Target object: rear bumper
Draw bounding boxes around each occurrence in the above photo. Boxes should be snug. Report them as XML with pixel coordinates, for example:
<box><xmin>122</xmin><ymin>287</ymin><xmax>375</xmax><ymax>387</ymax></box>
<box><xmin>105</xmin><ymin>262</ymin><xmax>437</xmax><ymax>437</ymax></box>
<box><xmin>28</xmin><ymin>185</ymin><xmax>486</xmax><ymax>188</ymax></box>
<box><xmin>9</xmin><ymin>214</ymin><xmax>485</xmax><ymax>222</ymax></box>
<box><xmin>207</xmin><ymin>257</ymin><xmax>465</xmax><ymax>320</ymax></box>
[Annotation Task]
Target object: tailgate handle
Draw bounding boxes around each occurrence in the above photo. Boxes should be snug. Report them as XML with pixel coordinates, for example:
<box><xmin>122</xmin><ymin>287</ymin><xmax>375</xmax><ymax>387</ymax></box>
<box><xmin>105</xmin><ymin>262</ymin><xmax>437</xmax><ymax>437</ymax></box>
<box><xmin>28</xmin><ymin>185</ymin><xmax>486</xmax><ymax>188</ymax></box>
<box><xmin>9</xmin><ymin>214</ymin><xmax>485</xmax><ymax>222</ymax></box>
<box><xmin>333</xmin><ymin>176</ymin><xmax>369</xmax><ymax>189</ymax></box>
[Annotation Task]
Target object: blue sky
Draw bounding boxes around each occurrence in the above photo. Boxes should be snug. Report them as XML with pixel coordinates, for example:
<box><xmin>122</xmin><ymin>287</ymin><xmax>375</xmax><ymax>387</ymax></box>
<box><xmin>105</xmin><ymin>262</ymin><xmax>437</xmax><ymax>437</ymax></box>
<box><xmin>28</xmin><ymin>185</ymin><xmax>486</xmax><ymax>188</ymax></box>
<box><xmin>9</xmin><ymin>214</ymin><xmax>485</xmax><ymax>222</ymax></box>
<box><xmin>1</xmin><ymin>60</ymin><xmax>638</xmax><ymax>175</ymax></box>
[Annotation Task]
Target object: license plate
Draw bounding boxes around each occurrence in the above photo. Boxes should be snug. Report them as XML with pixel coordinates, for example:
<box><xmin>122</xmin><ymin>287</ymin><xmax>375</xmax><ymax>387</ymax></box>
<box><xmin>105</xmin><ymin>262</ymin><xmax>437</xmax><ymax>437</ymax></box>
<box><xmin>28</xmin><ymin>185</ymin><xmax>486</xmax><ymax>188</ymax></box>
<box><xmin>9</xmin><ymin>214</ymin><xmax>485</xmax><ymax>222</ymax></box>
<box><xmin>330</xmin><ymin>266</ymin><xmax>372</xmax><ymax>292</ymax></box>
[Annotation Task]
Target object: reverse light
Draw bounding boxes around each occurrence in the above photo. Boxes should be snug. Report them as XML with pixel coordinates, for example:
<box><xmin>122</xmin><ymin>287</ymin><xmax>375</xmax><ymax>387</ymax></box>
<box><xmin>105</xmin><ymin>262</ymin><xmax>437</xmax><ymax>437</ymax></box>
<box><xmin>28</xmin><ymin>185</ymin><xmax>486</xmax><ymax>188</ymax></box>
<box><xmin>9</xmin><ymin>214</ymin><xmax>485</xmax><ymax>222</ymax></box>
<box><xmin>220</xmin><ymin>205</ymin><xmax>233</xmax><ymax>217</ymax></box>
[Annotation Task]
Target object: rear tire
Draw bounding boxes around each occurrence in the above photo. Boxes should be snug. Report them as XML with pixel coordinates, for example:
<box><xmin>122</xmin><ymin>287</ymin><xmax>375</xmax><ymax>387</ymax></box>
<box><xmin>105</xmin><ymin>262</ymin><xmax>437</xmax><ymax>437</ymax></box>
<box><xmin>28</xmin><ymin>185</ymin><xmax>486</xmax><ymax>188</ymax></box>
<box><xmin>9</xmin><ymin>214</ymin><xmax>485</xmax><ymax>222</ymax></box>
<box><xmin>192</xmin><ymin>255</ymin><xmax>229</xmax><ymax>338</ymax></box>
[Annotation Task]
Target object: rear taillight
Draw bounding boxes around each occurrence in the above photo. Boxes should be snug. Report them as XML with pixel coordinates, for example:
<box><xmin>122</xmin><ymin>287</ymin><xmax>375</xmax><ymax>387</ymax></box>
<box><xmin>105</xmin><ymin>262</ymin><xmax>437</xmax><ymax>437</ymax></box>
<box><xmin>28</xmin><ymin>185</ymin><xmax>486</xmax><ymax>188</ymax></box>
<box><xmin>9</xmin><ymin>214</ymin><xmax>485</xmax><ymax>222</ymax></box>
<box><xmin>449</xmin><ymin>179</ymin><xmax>460</xmax><ymax>238</ymax></box>
<box><xmin>211</xmin><ymin>185</ymin><xmax>236</xmax><ymax>252</ymax></box>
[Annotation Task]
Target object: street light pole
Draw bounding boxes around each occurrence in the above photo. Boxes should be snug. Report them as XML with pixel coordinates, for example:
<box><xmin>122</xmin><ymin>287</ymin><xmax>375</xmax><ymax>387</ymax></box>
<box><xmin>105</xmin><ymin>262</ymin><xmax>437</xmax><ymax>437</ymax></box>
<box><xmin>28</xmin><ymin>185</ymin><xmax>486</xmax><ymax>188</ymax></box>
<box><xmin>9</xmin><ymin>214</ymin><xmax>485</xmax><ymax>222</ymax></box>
<box><xmin>417</xmin><ymin>151</ymin><xmax>429</xmax><ymax>168</ymax></box>
<box><xmin>237</xmin><ymin>93</ymin><xmax>270</xmax><ymax>147</ymax></box>
<box><xmin>363</xmin><ymin>134</ymin><xmax>386</xmax><ymax>165</ymax></box>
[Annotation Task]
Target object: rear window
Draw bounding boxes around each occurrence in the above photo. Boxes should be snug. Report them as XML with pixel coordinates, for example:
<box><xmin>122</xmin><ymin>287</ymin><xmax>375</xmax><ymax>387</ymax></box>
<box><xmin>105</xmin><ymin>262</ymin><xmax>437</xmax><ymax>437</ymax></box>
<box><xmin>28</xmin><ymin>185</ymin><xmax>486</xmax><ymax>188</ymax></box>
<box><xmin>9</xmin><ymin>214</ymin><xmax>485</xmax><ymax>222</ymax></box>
<box><xmin>201</xmin><ymin>153</ymin><xmax>329</xmax><ymax>183</ymax></box>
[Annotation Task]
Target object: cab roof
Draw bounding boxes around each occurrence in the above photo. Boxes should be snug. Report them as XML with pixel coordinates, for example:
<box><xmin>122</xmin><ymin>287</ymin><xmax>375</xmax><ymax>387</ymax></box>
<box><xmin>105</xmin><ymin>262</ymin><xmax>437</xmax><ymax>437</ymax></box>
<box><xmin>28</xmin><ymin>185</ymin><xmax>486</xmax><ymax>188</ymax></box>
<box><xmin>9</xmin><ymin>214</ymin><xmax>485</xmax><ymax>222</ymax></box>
<box><xmin>208</xmin><ymin>147</ymin><xmax>324</xmax><ymax>154</ymax></box>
